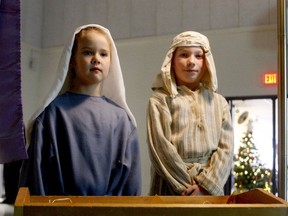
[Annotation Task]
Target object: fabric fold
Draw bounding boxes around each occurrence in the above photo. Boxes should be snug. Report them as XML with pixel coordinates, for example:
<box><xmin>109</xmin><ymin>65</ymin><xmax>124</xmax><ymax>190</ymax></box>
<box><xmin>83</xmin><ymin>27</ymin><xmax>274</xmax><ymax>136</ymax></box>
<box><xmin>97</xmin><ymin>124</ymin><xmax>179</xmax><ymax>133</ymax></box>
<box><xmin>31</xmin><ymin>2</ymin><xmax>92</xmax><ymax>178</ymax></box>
<box><xmin>0</xmin><ymin>0</ymin><xmax>27</xmax><ymax>163</ymax></box>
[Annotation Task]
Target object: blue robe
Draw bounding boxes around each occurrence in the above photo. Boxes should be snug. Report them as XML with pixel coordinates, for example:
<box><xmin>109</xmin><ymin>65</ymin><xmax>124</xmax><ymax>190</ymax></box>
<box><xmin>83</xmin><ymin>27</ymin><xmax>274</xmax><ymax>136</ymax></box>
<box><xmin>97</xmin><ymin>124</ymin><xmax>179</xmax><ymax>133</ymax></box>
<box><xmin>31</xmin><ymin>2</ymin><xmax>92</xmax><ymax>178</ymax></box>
<box><xmin>19</xmin><ymin>92</ymin><xmax>141</xmax><ymax>196</ymax></box>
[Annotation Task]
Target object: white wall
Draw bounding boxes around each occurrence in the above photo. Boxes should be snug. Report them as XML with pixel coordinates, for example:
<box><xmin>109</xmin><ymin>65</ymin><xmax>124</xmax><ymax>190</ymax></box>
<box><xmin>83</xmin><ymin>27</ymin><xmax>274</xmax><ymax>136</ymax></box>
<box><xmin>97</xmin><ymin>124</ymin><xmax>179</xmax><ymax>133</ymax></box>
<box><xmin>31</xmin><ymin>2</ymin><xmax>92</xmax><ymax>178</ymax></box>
<box><xmin>21</xmin><ymin>0</ymin><xmax>277</xmax><ymax>48</ymax></box>
<box><xmin>22</xmin><ymin>25</ymin><xmax>278</xmax><ymax>195</ymax></box>
<box><xmin>21</xmin><ymin>43</ymin><xmax>41</xmax><ymax>125</ymax></box>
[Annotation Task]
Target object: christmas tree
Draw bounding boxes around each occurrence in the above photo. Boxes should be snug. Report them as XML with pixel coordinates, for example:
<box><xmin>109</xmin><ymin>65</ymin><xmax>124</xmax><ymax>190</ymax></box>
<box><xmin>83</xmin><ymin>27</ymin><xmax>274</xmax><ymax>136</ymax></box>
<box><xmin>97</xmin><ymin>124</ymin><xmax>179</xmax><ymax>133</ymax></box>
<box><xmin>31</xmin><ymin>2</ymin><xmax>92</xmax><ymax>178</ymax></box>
<box><xmin>233</xmin><ymin>128</ymin><xmax>273</xmax><ymax>193</ymax></box>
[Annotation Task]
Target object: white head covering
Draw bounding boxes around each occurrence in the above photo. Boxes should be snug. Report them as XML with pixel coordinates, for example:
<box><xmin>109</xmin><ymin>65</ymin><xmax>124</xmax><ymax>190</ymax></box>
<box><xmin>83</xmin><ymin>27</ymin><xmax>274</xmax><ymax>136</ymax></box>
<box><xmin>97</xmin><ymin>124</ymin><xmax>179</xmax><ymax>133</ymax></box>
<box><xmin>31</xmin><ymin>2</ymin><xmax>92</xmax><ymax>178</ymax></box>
<box><xmin>152</xmin><ymin>31</ymin><xmax>218</xmax><ymax>97</ymax></box>
<box><xmin>26</xmin><ymin>24</ymin><xmax>136</xmax><ymax>144</ymax></box>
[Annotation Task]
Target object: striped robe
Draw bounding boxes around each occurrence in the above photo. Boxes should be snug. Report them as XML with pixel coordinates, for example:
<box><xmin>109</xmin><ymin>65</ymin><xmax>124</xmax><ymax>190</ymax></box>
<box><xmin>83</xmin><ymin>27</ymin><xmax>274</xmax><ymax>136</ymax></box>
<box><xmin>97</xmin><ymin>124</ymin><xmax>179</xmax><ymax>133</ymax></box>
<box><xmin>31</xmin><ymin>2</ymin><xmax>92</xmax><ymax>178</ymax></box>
<box><xmin>147</xmin><ymin>86</ymin><xmax>234</xmax><ymax>195</ymax></box>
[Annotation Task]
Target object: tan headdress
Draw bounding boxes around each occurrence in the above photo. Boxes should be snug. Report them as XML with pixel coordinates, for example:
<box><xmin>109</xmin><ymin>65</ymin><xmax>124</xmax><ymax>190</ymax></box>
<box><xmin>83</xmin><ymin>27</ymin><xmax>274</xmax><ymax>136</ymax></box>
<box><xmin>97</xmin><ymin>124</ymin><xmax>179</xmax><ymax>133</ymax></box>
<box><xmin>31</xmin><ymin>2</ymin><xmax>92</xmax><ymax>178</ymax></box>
<box><xmin>152</xmin><ymin>31</ymin><xmax>218</xmax><ymax>96</ymax></box>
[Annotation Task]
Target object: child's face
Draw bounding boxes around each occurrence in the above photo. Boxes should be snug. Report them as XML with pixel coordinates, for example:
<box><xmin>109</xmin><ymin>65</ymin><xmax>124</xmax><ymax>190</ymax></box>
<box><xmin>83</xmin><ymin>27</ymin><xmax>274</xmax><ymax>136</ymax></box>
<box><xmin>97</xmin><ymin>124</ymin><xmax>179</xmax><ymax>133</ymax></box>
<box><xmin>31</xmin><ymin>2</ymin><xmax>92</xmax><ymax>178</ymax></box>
<box><xmin>172</xmin><ymin>46</ymin><xmax>206</xmax><ymax>90</ymax></box>
<box><xmin>72</xmin><ymin>30</ymin><xmax>111</xmax><ymax>87</ymax></box>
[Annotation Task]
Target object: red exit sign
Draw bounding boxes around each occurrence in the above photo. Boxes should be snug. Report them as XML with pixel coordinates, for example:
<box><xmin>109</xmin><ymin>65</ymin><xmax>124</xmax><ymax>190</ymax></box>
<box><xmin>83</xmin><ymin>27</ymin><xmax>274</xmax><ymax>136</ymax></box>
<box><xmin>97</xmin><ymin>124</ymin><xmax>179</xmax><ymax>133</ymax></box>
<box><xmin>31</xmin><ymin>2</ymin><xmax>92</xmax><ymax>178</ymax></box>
<box><xmin>263</xmin><ymin>72</ymin><xmax>277</xmax><ymax>85</ymax></box>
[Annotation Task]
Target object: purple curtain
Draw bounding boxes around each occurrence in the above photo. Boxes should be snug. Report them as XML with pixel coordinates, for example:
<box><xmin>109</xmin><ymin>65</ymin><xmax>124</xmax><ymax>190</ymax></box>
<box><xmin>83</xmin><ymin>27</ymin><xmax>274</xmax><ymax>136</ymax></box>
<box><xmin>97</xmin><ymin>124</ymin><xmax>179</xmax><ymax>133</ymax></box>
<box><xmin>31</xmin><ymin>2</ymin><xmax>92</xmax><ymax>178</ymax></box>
<box><xmin>0</xmin><ymin>0</ymin><xmax>27</xmax><ymax>163</ymax></box>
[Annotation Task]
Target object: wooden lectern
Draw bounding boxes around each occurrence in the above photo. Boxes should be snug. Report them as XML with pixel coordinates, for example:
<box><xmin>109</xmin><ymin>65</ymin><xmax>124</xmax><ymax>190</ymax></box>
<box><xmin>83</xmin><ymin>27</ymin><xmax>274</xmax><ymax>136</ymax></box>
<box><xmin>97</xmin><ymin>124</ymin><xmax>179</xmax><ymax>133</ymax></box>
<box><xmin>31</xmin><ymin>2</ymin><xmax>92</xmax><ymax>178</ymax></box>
<box><xmin>14</xmin><ymin>187</ymin><xmax>288</xmax><ymax>216</ymax></box>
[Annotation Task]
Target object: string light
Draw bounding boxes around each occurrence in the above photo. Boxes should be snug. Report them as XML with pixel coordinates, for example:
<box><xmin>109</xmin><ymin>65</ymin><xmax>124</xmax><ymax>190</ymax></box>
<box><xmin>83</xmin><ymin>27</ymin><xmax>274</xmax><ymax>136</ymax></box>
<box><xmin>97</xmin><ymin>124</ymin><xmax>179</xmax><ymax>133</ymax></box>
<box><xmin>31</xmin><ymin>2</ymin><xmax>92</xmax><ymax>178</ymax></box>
<box><xmin>233</xmin><ymin>131</ymin><xmax>273</xmax><ymax>193</ymax></box>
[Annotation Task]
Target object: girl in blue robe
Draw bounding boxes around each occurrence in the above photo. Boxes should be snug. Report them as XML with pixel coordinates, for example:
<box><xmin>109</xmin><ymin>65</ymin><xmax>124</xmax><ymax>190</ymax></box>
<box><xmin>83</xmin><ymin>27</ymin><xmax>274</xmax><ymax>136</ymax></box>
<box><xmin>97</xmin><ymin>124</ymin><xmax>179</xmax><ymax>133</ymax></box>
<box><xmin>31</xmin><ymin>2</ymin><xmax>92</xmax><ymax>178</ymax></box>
<box><xmin>19</xmin><ymin>24</ymin><xmax>141</xmax><ymax>196</ymax></box>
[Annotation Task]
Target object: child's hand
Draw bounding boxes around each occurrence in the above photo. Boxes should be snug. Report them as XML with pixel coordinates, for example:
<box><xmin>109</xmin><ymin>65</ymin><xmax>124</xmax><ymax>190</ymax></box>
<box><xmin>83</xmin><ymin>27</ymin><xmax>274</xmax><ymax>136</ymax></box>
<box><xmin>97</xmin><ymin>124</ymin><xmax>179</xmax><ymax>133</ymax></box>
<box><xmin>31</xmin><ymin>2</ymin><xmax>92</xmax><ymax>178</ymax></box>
<box><xmin>181</xmin><ymin>184</ymin><xmax>209</xmax><ymax>196</ymax></box>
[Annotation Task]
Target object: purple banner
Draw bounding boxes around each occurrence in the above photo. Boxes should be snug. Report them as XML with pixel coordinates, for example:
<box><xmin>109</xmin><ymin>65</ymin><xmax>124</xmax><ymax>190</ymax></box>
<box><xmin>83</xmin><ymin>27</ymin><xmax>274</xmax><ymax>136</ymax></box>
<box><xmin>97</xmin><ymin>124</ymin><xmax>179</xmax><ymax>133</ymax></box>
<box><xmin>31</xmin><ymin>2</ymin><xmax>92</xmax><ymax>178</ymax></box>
<box><xmin>0</xmin><ymin>0</ymin><xmax>27</xmax><ymax>163</ymax></box>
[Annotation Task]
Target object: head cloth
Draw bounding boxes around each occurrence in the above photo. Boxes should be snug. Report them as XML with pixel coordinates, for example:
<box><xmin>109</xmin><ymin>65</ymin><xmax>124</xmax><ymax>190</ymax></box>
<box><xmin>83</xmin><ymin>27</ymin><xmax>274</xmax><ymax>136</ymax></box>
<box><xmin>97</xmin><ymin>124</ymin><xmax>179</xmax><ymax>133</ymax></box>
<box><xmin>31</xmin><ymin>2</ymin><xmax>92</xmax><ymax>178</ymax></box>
<box><xmin>152</xmin><ymin>31</ymin><xmax>218</xmax><ymax>96</ymax></box>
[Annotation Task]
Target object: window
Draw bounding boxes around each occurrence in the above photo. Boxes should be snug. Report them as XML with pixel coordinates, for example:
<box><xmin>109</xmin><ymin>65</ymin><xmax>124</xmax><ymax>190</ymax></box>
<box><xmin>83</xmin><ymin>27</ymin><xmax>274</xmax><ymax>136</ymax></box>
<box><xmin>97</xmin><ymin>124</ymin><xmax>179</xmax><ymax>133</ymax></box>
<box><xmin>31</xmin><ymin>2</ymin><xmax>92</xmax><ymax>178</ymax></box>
<box><xmin>226</xmin><ymin>96</ymin><xmax>277</xmax><ymax>195</ymax></box>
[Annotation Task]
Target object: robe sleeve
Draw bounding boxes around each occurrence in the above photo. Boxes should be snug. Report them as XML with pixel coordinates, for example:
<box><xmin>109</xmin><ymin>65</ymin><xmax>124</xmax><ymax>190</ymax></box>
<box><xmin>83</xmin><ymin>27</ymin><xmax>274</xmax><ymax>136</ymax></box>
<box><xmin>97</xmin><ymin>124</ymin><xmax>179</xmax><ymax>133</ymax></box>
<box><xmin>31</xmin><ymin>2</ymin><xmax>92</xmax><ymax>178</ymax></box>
<box><xmin>121</xmin><ymin>126</ymin><xmax>142</xmax><ymax>195</ymax></box>
<box><xmin>19</xmin><ymin>117</ymin><xmax>63</xmax><ymax>195</ymax></box>
<box><xmin>19</xmin><ymin>119</ymin><xmax>47</xmax><ymax>195</ymax></box>
<box><xmin>194</xmin><ymin>98</ymin><xmax>234</xmax><ymax>195</ymax></box>
<box><xmin>147</xmin><ymin>98</ymin><xmax>191</xmax><ymax>194</ymax></box>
